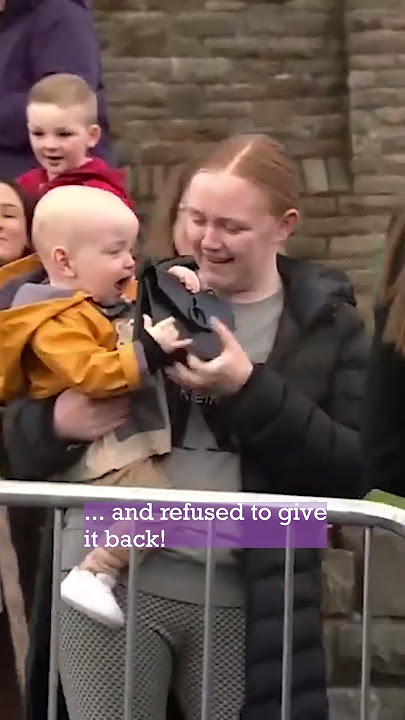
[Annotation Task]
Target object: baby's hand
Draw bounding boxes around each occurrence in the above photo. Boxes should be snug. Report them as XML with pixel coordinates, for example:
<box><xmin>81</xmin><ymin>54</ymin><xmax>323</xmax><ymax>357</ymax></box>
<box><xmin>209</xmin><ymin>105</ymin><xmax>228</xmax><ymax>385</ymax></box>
<box><xmin>168</xmin><ymin>265</ymin><xmax>201</xmax><ymax>293</ymax></box>
<box><xmin>143</xmin><ymin>314</ymin><xmax>192</xmax><ymax>354</ymax></box>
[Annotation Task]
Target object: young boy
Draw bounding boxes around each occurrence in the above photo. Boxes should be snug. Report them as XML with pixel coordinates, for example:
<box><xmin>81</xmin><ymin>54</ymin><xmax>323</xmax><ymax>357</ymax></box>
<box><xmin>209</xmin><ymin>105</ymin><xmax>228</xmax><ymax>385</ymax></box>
<box><xmin>17</xmin><ymin>73</ymin><xmax>132</xmax><ymax>208</ymax></box>
<box><xmin>0</xmin><ymin>185</ymin><xmax>200</xmax><ymax>627</ymax></box>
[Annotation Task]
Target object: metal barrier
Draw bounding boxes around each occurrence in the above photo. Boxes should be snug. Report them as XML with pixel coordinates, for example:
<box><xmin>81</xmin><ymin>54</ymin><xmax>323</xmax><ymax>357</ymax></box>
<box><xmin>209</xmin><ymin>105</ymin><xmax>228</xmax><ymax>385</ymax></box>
<box><xmin>2</xmin><ymin>480</ymin><xmax>405</xmax><ymax>720</ymax></box>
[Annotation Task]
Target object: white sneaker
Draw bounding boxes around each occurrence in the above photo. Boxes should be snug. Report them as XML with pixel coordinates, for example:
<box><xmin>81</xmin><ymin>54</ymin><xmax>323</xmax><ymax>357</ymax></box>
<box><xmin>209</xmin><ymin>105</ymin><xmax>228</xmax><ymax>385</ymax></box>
<box><xmin>60</xmin><ymin>567</ymin><xmax>125</xmax><ymax>627</ymax></box>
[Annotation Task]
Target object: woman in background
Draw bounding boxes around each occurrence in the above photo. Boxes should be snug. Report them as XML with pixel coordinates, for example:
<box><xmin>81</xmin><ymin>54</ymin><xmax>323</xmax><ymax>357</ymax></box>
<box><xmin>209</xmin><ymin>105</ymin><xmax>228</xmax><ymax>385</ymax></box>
<box><xmin>363</xmin><ymin>212</ymin><xmax>405</xmax><ymax>495</ymax></box>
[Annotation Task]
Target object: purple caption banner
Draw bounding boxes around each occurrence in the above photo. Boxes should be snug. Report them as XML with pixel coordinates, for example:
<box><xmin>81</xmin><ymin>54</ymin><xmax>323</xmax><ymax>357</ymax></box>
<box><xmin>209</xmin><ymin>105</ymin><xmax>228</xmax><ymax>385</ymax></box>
<box><xmin>83</xmin><ymin>501</ymin><xmax>328</xmax><ymax>549</ymax></box>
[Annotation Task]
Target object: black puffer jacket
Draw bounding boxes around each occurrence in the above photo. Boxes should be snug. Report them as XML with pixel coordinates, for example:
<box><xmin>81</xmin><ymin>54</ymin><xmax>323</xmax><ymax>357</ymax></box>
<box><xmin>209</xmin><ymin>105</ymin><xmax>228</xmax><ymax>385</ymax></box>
<box><xmin>3</xmin><ymin>254</ymin><xmax>369</xmax><ymax>720</ymax></box>
<box><xmin>214</xmin><ymin>254</ymin><xmax>368</xmax><ymax>720</ymax></box>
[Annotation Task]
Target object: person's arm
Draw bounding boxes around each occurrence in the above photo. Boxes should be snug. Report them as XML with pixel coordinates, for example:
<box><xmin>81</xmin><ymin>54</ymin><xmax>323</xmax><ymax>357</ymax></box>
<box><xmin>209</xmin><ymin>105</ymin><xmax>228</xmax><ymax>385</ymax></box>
<box><xmin>0</xmin><ymin>0</ymin><xmax>104</xmax><ymax>149</ymax></box>
<box><xmin>32</xmin><ymin>313</ymin><xmax>144</xmax><ymax>398</ymax></box>
<box><xmin>29</xmin><ymin>309</ymin><xmax>185</xmax><ymax>400</ymax></box>
<box><xmin>217</xmin><ymin>304</ymin><xmax>370</xmax><ymax>499</ymax></box>
<box><xmin>2</xmin><ymin>395</ymin><xmax>85</xmax><ymax>480</ymax></box>
<box><xmin>2</xmin><ymin>389</ymin><xmax>135</xmax><ymax>480</ymax></box>
<box><xmin>362</xmin><ymin>305</ymin><xmax>405</xmax><ymax>496</ymax></box>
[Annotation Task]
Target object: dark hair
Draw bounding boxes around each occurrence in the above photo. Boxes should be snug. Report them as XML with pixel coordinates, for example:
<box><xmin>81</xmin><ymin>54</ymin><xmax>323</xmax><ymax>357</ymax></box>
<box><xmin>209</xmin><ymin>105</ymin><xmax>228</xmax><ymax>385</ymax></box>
<box><xmin>0</xmin><ymin>177</ymin><xmax>36</xmax><ymax>250</ymax></box>
<box><xmin>378</xmin><ymin>211</ymin><xmax>405</xmax><ymax>352</ymax></box>
<box><xmin>142</xmin><ymin>153</ymin><xmax>207</xmax><ymax>261</ymax></box>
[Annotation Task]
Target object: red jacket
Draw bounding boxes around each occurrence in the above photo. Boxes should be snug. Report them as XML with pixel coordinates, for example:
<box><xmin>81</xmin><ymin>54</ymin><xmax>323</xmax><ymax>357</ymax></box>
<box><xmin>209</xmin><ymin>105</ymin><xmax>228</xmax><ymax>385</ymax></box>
<box><xmin>18</xmin><ymin>157</ymin><xmax>133</xmax><ymax>209</ymax></box>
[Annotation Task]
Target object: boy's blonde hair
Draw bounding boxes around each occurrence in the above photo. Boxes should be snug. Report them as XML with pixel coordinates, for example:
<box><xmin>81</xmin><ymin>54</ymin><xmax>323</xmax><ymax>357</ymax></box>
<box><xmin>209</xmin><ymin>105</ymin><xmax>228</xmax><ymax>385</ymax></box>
<box><xmin>28</xmin><ymin>73</ymin><xmax>98</xmax><ymax>125</ymax></box>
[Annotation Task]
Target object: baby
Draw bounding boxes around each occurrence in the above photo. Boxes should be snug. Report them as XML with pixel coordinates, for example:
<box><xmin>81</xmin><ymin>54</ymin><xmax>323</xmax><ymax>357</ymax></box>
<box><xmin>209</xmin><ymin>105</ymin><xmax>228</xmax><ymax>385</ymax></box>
<box><xmin>0</xmin><ymin>185</ymin><xmax>200</xmax><ymax>627</ymax></box>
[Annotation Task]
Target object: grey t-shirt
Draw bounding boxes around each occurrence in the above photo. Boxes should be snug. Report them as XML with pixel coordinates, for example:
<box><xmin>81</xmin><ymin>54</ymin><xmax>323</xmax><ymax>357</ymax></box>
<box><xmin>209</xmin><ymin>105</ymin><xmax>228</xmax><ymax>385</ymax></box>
<box><xmin>136</xmin><ymin>289</ymin><xmax>284</xmax><ymax>606</ymax></box>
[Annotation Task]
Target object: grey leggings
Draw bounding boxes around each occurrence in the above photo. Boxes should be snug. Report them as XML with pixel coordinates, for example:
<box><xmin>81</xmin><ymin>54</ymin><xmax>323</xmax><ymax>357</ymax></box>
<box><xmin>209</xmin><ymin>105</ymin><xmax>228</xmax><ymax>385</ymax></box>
<box><xmin>59</xmin><ymin>584</ymin><xmax>245</xmax><ymax>720</ymax></box>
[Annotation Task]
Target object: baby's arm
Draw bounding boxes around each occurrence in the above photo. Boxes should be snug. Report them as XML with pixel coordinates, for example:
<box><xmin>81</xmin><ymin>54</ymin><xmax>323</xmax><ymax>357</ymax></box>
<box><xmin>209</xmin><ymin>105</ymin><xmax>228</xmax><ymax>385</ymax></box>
<box><xmin>167</xmin><ymin>265</ymin><xmax>201</xmax><ymax>293</ymax></box>
<box><xmin>32</xmin><ymin>308</ymin><xmax>190</xmax><ymax>398</ymax></box>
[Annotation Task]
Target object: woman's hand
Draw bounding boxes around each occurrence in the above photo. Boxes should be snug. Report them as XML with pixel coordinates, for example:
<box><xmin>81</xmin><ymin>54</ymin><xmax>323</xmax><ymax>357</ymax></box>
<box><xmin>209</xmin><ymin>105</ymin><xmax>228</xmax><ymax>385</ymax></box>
<box><xmin>165</xmin><ymin>317</ymin><xmax>253</xmax><ymax>396</ymax></box>
<box><xmin>53</xmin><ymin>389</ymin><xmax>131</xmax><ymax>443</ymax></box>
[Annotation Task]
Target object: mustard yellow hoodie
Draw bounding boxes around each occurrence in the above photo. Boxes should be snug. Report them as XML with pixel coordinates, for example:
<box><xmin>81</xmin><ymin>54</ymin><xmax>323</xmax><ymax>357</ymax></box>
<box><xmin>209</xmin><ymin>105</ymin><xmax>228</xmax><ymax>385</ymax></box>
<box><xmin>0</xmin><ymin>253</ymin><xmax>140</xmax><ymax>404</ymax></box>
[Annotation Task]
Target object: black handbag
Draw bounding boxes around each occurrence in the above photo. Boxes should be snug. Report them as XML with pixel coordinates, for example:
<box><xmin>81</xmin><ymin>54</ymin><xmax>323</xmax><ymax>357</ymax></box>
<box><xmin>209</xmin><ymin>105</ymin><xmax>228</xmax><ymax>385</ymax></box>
<box><xmin>134</xmin><ymin>259</ymin><xmax>235</xmax><ymax>361</ymax></box>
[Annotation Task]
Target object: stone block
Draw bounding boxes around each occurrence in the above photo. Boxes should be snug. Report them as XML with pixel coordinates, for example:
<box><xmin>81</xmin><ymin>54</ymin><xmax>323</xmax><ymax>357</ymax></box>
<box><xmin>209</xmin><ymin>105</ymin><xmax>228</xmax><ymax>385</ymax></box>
<box><xmin>287</xmin><ymin>236</ymin><xmax>328</xmax><ymax>260</ymax></box>
<box><xmin>348</xmin><ymin>71</ymin><xmax>376</xmax><ymax>89</ymax></box>
<box><xmin>244</xmin><ymin>9</ymin><xmax>328</xmax><ymax>37</ymax></box>
<box><xmin>321</xmin><ymin>549</ymin><xmax>355</xmax><ymax>617</ymax></box>
<box><xmin>205</xmin><ymin>1</ymin><xmax>246</xmax><ymax>9</ymax></box>
<box><xmin>301</xmin><ymin>159</ymin><xmax>329</xmax><ymax>194</ymax></box>
<box><xmin>167</xmin><ymin>86</ymin><xmax>204</xmax><ymax>117</ymax></box>
<box><xmin>166</xmin><ymin>36</ymin><xmax>211</xmax><ymax>57</ymax></box>
<box><xmin>286</xmin><ymin>138</ymin><xmax>345</xmax><ymax>158</ymax></box>
<box><xmin>153</xmin><ymin>118</ymin><xmax>229</xmax><ymax>142</ymax></box>
<box><xmin>202</xmin><ymin>101</ymin><xmax>252</xmax><ymax>118</ymax></box>
<box><xmin>349</xmin><ymin>29</ymin><xmax>405</xmax><ymax>56</ymax></box>
<box><xmin>282</xmin><ymin>58</ymin><xmax>343</xmax><ymax>74</ymax></box>
<box><xmin>350</xmin><ymin>54</ymin><xmax>396</xmax><ymax>70</ymax></box>
<box><xmin>373</xmin><ymin>69</ymin><xmax>405</xmax><ymax>87</ymax></box>
<box><xmin>171</xmin><ymin>58</ymin><xmax>232</xmax><ymax>82</ymax></box>
<box><xmin>329</xmin><ymin>235</ymin><xmax>386</xmax><ymax>259</ymax></box>
<box><xmin>205</xmin><ymin>84</ymin><xmax>267</xmax><ymax>102</ymax></box>
<box><xmin>381</xmin><ymin>155</ymin><xmax>405</xmax><ymax>174</ymax></box>
<box><xmin>349</xmin><ymin>88</ymin><xmax>405</xmax><ymax>108</ymax></box>
<box><xmin>354</xmin><ymin>175</ymin><xmax>405</xmax><ymax>194</ymax></box>
<box><xmin>300</xmin><ymin>215</ymin><xmax>388</xmax><ymax>237</ymax></box>
<box><xmin>342</xmin><ymin>527</ymin><xmax>405</xmax><ymax>617</ymax></box>
<box><xmin>336</xmin><ymin>619</ymin><xmax>405</xmax><ymax>678</ymax></box>
<box><xmin>327</xmin><ymin>159</ymin><xmax>352</xmax><ymax>192</ymax></box>
<box><xmin>103</xmin><ymin>58</ymin><xmax>173</xmax><ymax>82</ymax></box>
<box><xmin>329</xmin><ymin>687</ymin><xmax>405</xmax><ymax>720</ymax></box>
<box><xmin>346</xmin><ymin>9</ymin><xmax>404</xmax><ymax>32</ymax></box>
<box><xmin>338</xmin><ymin>195</ymin><xmax>399</xmax><ymax>215</ymax></box>
<box><xmin>301</xmin><ymin>197</ymin><xmax>337</xmax><ymax>217</ymax></box>
<box><xmin>289</xmin><ymin>114</ymin><xmax>345</xmax><ymax>141</ymax></box>
<box><xmin>174</xmin><ymin>12</ymin><xmax>239</xmax><ymax>37</ymax></box>
<box><xmin>205</xmin><ymin>36</ymin><xmax>326</xmax><ymax>59</ymax></box>
<box><xmin>348</xmin><ymin>269</ymin><xmax>379</xmax><ymax>295</ymax></box>
<box><xmin>375</xmin><ymin>108</ymin><xmax>405</xmax><ymax>126</ymax></box>
<box><xmin>323</xmin><ymin>620</ymin><xmax>338</xmax><ymax>683</ymax></box>
<box><xmin>328</xmin><ymin>688</ymin><xmax>380</xmax><ymax>720</ymax></box>
<box><xmin>105</xmin><ymin>81</ymin><xmax>168</xmax><ymax>106</ymax></box>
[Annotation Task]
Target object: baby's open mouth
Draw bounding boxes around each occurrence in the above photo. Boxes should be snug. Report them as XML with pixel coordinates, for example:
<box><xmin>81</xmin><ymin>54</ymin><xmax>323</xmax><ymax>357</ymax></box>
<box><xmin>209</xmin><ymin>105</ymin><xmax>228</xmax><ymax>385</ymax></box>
<box><xmin>115</xmin><ymin>277</ymin><xmax>131</xmax><ymax>292</ymax></box>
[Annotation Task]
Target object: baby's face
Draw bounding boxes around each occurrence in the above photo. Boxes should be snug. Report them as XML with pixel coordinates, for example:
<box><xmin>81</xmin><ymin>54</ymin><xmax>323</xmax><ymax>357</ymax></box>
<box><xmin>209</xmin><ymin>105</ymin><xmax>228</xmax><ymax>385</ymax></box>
<box><xmin>27</xmin><ymin>102</ymin><xmax>100</xmax><ymax>180</ymax></box>
<box><xmin>70</xmin><ymin>219</ymin><xmax>137</xmax><ymax>305</ymax></box>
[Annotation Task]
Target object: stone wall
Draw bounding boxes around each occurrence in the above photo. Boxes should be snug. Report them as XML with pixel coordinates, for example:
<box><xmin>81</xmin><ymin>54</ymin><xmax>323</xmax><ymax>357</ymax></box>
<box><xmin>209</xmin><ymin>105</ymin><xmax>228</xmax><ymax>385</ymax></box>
<box><xmin>91</xmin><ymin>2</ymin><xmax>405</xmax><ymax>717</ymax></box>
<box><xmin>92</xmin><ymin>0</ymin><xmax>405</xmax><ymax>331</ymax></box>
<box><xmin>323</xmin><ymin>530</ymin><xmax>405</xmax><ymax>720</ymax></box>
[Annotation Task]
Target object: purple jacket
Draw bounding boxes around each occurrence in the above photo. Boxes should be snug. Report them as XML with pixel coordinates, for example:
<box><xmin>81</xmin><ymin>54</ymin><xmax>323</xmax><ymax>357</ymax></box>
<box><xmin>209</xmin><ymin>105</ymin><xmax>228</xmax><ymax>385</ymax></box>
<box><xmin>0</xmin><ymin>0</ymin><xmax>115</xmax><ymax>178</ymax></box>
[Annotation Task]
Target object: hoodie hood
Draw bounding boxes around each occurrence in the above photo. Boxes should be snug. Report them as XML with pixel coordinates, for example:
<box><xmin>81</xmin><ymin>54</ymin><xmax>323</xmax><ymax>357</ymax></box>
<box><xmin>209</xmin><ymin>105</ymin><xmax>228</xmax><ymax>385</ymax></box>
<box><xmin>277</xmin><ymin>254</ymin><xmax>356</xmax><ymax>327</ymax></box>
<box><xmin>52</xmin><ymin>158</ymin><xmax>128</xmax><ymax>197</ymax></box>
<box><xmin>18</xmin><ymin>158</ymin><xmax>132</xmax><ymax>208</ymax></box>
<box><xmin>0</xmin><ymin>0</ymin><xmax>112</xmax><ymax>176</ymax></box>
<box><xmin>0</xmin><ymin>285</ymin><xmax>88</xmax><ymax>403</ymax></box>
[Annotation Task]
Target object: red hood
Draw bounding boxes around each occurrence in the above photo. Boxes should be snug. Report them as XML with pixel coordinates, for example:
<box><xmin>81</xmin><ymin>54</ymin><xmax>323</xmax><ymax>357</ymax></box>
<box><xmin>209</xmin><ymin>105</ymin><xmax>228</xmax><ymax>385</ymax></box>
<box><xmin>18</xmin><ymin>158</ymin><xmax>133</xmax><ymax>209</ymax></box>
<box><xmin>54</xmin><ymin>157</ymin><xmax>127</xmax><ymax>194</ymax></box>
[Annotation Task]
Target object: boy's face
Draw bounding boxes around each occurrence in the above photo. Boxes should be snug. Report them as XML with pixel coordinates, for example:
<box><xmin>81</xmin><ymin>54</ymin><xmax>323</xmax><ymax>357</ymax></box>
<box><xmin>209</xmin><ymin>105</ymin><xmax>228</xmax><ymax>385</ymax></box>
<box><xmin>27</xmin><ymin>103</ymin><xmax>100</xmax><ymax>179</ymax></box>
<box><xmin>58</xmin><ymin>217</ymin><xmax>138</xmax><ymax>305</ymax></box>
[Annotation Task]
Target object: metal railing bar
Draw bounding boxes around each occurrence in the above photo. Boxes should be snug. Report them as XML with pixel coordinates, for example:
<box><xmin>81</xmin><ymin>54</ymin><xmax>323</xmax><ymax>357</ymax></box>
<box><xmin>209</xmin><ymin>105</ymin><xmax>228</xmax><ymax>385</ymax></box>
<box><xmin>0</xmin><ymin>481</ymin><xmax>405</xmax><ymax>538</ymax></box>
<box><xmin>201</xmin><ymin>521</ymin><xmax>215</xmax><ymax>720</ymax></box>
<box><xmin>124</xmin><ymin>547</ymin><xmax>139</xmax><ymax>720</ymax></box>
<box><xmin>360</xmin><ymin>527</ymin><xmax>373</xmax><ymax>720</ymax></box>
<box><xmin>281</xmin><ymin>538</ymin><xmax>295</xmax><ymax>720</ymax></box>
<box><xmin>47</xmin><ymin>509</ymin><xmax>63</xmax><ymax>720</ymax></box>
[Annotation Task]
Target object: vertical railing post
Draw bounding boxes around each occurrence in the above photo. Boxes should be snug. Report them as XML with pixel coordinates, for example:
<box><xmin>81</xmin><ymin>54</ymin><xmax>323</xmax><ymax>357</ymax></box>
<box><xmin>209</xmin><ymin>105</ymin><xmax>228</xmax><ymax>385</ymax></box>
<box><xmin>201</xmin><ymin>519</ymin><xmax>215</xmax><ymax>720</ymax></box>
<box><xmin>124</xmin><ymin>547</ymin><xmax>139</xmax><ymax>720</ymax></box>
<box><xmin>47</xmin><ymin>509</ymin><xmax>63</xmax><ymax>720</ymax></box>
<box><xmin>360</xmin><ymin>527</ymin><xmax>373</xmax><ymax>720</ymax></box>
